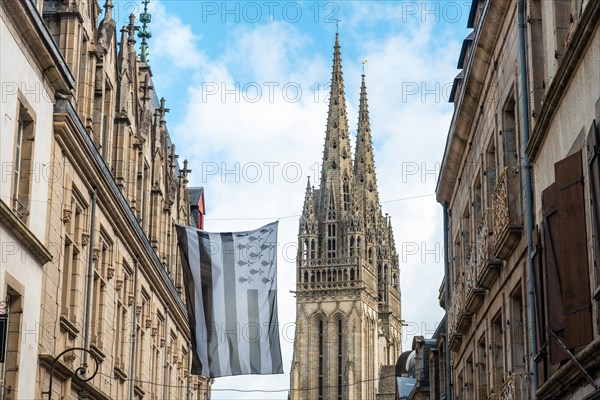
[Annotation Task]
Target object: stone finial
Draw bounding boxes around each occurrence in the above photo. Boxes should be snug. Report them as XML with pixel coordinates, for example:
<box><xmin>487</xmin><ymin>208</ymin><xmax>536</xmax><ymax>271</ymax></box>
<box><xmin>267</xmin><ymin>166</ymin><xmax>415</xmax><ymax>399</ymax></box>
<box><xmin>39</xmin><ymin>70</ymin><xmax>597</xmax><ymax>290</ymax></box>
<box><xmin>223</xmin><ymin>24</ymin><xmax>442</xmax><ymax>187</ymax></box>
<box><xmin>141</xmin><ymin>74</ymin><xmax>153</xmax><ymax>103</ymax></box>
<box><xmin>103</xmin><ymin>0</ymin><xmax>114</xmax><ymax>20</ymax></box>
<box><xmin>157</xmin><ymin>97</ymin><xmax>170</xmax><ymax>124</ymax></box>
<box><xmin>127</xmin><ymin>14</ymin><xmax>139</xmax><ymax>43</ymax></box>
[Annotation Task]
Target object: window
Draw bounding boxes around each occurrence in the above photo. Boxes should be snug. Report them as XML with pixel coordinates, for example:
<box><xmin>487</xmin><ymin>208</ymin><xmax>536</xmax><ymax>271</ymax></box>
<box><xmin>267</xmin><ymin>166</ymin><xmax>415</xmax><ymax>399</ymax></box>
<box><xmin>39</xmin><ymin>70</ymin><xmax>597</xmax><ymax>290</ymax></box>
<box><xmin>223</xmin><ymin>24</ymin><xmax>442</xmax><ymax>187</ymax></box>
<box><xmin>343</xmin><ymin>176</ymin><xmax>350</xmax><ymax>211</ymax></box>
<box><xmin>473</xmin><ymin>173</ymin><xmax>482</xmax><ymax>225</ymax></box>
<box><xmin>485</xmin><ymin>139</ymin><xmax>497</xmax><ymax>207</ymax></box>
<box><xmin>61</xmin><ymin>188</ymin><xmax>85</xmax><ymax>325</ymax></box>
<box><xmin>510</xmin><ymin>284</ymin><xmax>526</xmax><ymax>373</ymax></box>
<box><xmin>491</xmin><ymin>312</ymin><xmax>504</xmax><ymax>393</ymax></box>
<box><xmin>477</xmin><ymin>335</ymin><xmax>487</xmax><ymax>399</ymax></box>
<box><xmin>303</xmin><ymin>239</ymin><xmax>309</xmax><ymax>260</ymax></box>
<box><xmin>2</xmin><ymin>290</ymin><xmax>22</xmax><ymax>399</ymax></box>
<box><xmin>11</xmin><ymin>105</ymin><xmax>35</xmax><ymax>223</ymax></box>
<box><xmin>327</xmin><ymin>224</ymin><xmax>337</xmax><ymax>259</ymax></box>
<box><xmin>502</xmin><ymin>96</ymin><xmax>518</xmax><ymax>169</ymax></box>
<box><xmin>116</xmin><ymin>262</ymin><xmax>132</xmax><ymax>370</ymax></box>
<box><xmin>452</xmin><ymin>230</ymin><xmax>462</xmax><ymax>283</ymax></box>
<box><xmin>318</xmin><ymin>319</ymin><xmax>324</xmax><ymax>400</ymax></box>
<box><xmin>91</xmin><ymin>233</ymin><xmax>111</xmax><ymax>350</ymax></box>
<box><xmin>586</xmin><ymin>121</ymin><xmax>600</xmax><ymax>301</ymax></box>
<box><xmin>534</xmin><ymin>150</ymin><xmax>593</xmax><ymax>383</ymax></box>
<box><xmin>337</xmin><ymin>319</ymin><xmax>343</xmax><ymax>400</ymax></box>
<box><xmin>462</xmin><ymin>205</ymin><xmax>471</xmax><ymax>249</ymax></box>
<box><xmin>465</xmin><ymin>355</ymin><xmax>474</xmax><ymax>399</ymax></box>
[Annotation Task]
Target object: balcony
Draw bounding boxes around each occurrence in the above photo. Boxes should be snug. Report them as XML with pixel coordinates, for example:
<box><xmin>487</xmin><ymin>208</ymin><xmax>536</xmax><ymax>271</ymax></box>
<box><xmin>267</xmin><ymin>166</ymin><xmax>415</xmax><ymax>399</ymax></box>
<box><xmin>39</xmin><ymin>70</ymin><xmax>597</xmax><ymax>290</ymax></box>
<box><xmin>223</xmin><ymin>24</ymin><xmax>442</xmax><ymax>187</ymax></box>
<box><xmin>447</xmin><ymin>276</ymin><xmax>471</xmax><ymax>351</ymax></box>
<box><xmin>476</xmin><ymin>211</ymin><xmax>503</xmax><ymax>289</ymax></box>
<box><xmin>492</xmin><ymin>167</ymin><xmax>523</xmax><ymax>259</ymax></box>
<box><xmin>500</xmin><ymin>374</ymin><xmax>530</xmax><ymax>400</ymax></box>
<box><xmin>464</xmin><ymin>245</ymin><xmax>485</xmax><ymax>314</ymax></box>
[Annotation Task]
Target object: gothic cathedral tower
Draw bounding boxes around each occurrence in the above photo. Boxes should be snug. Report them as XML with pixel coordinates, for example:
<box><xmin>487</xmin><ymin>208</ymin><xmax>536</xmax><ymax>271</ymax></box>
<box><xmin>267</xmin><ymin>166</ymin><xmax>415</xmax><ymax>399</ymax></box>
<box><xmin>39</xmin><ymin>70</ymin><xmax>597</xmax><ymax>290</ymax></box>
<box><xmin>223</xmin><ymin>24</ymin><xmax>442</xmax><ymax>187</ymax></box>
<box><xmin>290</xmin><ymin>34</ymin><xmax>402</xmax><ymax>400</ymax></box>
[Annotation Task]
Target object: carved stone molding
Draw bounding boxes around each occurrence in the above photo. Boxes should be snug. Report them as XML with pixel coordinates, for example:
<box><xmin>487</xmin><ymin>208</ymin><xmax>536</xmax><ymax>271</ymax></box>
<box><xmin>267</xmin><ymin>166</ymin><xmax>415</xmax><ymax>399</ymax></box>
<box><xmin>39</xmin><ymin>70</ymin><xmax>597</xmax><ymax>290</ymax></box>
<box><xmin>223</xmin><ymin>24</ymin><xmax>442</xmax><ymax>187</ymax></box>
<box><xmin>81</xmin><ymin>232</ymin><xmax>90</xmax><ymax>247</ymax></box>
<box><xmin>93</xmin><ymin>248</ymin><xmax>101</xmax><ymax>261</ymax></box>
<box><xmin>62</xmin><ymin>208</ymin><xmax>72</xmax><ymax>223</ymax></box>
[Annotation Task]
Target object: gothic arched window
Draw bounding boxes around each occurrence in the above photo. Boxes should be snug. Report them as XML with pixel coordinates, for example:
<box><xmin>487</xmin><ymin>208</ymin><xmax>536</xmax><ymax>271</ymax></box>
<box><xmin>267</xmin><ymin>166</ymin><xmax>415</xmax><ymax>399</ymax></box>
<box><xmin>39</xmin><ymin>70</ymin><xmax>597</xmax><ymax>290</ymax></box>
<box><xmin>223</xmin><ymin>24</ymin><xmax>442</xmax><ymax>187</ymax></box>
<box><xmin>303</xmin><ymin>239</ymin><xmax>309</xmax><ymax>260</ymax></box>
<box><xmin>318</xmin><ymin>319</ymin><xmax>324</xmax><ymax>400</ymax></box>
<box><xmin>327</xmin><ymin>224</ymin><xmax>337</xmax><ymax>259</ymax></box>
<box><xmin>337</xmin><ymin>318</ymin><xmax>343</xmax><ymax>399</ymax></box>
<box><xmin>343</xmin><ymin>176</ymin><xmax>350</xmax><ymax>211</ymax></box>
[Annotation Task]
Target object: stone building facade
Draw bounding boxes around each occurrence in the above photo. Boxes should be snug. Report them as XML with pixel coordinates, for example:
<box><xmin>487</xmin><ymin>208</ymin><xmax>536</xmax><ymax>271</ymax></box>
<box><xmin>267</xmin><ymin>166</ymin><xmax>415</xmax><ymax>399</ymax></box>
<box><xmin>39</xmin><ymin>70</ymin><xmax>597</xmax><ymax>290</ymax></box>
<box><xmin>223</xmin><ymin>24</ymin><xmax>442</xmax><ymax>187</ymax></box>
<box><xmin>0</xmin><ymin>0</ymin><xmax>211</xmax><ymax>398</ymax></box>
<box><xmin>437</xmin><ymin>0</ymin><xmax>600</xmax><ymax>399</ymax></box>
<box><xmin>290</xmin><ymin>34</ymin><xmax>402</xmax><ymax>400</ymax></box>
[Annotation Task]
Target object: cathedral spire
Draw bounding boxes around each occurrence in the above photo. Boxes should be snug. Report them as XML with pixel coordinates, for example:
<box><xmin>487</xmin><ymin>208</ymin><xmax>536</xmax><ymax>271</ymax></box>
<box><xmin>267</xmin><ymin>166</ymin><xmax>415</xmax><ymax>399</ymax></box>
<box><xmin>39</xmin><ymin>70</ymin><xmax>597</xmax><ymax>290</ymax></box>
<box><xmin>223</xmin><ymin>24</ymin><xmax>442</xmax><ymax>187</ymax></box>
<box><xmin>354</xmin><ymin>73</ymin><xmax>379</xmax><ymax>206</ymax></box>
<box><xmin>320</xmin><ymin>33</ymin><xmax>353</xmax><ymax>215</ymax></box>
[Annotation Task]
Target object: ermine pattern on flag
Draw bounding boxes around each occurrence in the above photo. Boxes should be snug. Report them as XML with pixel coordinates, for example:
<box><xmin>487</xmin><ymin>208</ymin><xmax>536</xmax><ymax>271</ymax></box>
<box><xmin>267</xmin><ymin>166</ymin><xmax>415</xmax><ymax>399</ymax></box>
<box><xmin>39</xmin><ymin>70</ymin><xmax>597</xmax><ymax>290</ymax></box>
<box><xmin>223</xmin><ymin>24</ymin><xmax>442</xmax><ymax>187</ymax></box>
<box><xmin>176</xmin><ymin>222</ymin><xmax>283</xmax><ymax>378</ymax></box>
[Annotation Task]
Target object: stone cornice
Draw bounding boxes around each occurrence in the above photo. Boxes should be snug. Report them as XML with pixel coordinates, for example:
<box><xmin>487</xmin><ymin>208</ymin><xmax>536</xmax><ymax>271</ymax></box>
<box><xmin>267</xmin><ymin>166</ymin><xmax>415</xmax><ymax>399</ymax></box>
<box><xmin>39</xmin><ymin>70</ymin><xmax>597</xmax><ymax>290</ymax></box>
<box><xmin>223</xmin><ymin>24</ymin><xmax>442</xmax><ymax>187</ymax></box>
<box><xmin>0</xmin><ymin>199</ymin><xmax>52</xmax><ymax>265</ymax></box>
<box><xmin>537</xmin><ymin>335</ymin><xmax>600</xmax><ymax>398</ymax></box>
<box><xmin>52</xmin><ymin>98</ymin><xmax>189</xmax><ymax>334</ymax></box>
<box><xmin>436</xmin><ymin>0</ymin><xmax>510</xmax><ymax>204</ymax></box>
<box><xmin>2</xmin><ymin>0</ymin><xmax>75</xmax><ymax>93</ymax></box>
<box><xmin>526</xmin><ymin>1</ymin><xmax>600</xmax><ymax>161</ymax></box>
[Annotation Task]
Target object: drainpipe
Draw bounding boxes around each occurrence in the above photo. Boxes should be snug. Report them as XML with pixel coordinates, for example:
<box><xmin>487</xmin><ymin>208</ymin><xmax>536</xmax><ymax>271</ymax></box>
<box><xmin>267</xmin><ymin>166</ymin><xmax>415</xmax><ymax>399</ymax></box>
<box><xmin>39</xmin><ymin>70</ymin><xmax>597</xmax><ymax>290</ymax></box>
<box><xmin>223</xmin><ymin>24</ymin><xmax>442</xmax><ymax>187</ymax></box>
<box><xmin>517</xmin><ymin>0</ymin><xmax>539</xmax><ymax>397</ymax></box>
<box><xmin>163</xmin><ymin>306</ymin><xmax>170</xmax><ymax>400</ymax></box>
<box><xmin>443</xmin><ymin>202</ymin><xmax>452</xmax><ymax>400</ymax></box>
<box><xmin>83</xmin><ymin>187</ymin><xmax>97</xmax><ymax>368</ymax></box>
<box><xmin>129</xmin><ymin>257</ymin><xmax>140</xmax><ymax>400</ymax></box>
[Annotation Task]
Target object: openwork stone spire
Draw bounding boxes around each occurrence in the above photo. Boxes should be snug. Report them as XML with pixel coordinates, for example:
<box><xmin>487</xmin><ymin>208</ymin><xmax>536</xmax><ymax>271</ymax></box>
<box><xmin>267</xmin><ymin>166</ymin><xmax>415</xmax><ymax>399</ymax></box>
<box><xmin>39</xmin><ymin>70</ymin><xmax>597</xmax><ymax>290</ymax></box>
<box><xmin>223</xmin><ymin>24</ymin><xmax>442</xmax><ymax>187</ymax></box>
<box><xmin>354</xmin><ymin>74</ymin><xmax>379</xmax><ymax>210</ymax></box>
<box><xmin>320</xmin><ymin>33</ymin><xmax>354</xmax><ymax>216</ymax></box>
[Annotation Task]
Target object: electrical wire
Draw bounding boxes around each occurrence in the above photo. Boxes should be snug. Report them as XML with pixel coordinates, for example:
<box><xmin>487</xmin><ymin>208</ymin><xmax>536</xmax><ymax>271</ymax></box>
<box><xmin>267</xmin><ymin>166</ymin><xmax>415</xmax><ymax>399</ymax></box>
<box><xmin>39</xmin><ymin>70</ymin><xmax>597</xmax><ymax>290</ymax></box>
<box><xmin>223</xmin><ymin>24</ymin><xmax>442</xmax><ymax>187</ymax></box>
<box><xmin>96</xmin><ymin>370</ymin><xmax>402</xmax><ymax>393</ymax></box>
<box><xmin>204</xmin><ymin>193</ymin><xmax>436</xmax><ymax>221</ymax></box>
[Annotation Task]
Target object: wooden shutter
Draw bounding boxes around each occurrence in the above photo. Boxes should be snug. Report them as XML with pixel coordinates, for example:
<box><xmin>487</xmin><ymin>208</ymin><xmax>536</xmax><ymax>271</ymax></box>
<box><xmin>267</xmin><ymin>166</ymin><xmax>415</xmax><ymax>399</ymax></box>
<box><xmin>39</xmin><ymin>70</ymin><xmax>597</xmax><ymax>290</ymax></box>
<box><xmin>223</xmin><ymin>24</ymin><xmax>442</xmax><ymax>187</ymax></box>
<box><xmin>555</xmin><ymin>150</ymin><xmax>593</xmax><ymax>350</ymax></box>
<box><xmin>587</xmin><ymin>120</ymin><xmax>600</xmax><ymax>295</ymax></box>
<box><xmin>541</xmin><ymin>183</ymin><xmax>568</xmax><ymax>364</ymax></box>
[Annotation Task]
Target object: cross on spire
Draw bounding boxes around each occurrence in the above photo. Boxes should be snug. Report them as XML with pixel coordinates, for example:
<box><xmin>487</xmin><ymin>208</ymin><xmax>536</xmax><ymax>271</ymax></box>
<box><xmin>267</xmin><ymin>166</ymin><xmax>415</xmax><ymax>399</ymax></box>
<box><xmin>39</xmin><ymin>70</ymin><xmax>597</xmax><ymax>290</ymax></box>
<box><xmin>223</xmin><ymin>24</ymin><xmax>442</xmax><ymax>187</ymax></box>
<box><xmin>139</xmin><ymin>0</ymin><xmax>152</xmax><ymax>62</ymax></box>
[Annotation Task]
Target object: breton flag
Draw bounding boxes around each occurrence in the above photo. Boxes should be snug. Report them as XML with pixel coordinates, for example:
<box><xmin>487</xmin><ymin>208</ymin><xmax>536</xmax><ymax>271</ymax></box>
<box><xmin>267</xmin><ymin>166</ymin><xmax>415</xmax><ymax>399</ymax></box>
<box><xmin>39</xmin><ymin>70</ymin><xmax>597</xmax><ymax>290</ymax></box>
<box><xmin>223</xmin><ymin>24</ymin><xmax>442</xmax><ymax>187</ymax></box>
<box><xmin>175</xmin><ymin>222</ymin><xmax>283</xmax><ymax>378</ymax></box>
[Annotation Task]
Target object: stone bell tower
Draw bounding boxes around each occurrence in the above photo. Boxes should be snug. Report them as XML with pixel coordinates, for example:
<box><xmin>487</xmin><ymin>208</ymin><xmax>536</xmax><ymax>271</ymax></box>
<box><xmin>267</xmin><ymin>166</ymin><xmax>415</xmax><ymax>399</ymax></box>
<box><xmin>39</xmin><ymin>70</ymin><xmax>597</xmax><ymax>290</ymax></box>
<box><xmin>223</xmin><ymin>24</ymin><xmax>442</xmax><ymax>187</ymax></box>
<box><xmin>290</xmin><ymin>33</ymin><xmax>402</xmax><ymax>400</ymax></box>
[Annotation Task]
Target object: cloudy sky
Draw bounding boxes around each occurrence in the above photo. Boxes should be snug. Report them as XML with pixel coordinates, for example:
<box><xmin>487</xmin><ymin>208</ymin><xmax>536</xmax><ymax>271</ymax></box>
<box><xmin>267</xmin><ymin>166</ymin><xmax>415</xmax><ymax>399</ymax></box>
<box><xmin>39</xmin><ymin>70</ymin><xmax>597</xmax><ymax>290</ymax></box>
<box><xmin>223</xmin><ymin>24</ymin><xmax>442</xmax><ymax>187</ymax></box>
<box><xmin>111</xmin><ymin>1</ymin><xmax>470</xmax><ymax>398</ymax></box>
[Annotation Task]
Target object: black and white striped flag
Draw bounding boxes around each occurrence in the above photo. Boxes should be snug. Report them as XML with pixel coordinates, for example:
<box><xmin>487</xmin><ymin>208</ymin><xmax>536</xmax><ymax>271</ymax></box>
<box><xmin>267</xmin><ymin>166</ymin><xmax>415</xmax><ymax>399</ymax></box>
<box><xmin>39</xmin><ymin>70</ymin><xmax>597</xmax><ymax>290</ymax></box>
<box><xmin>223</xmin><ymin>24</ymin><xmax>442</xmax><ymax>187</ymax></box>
<box><xmin>176</xmin><ymin>222</ymin><xmax>283</xmax><ymax>378</ymax></box>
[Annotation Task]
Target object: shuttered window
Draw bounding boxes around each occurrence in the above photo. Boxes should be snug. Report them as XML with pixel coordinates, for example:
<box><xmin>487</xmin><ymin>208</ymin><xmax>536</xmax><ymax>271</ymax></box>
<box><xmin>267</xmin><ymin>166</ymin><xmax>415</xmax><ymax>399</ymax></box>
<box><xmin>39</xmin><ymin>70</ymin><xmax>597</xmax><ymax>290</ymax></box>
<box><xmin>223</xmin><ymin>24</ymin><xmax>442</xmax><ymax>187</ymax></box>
<box><xmin>534</xmin><ymin>149</ymin><xmax>593</xmax><ymax>373</ymax></box>
<box><xmin>541</xmin><ymin>183</ymin><xmax>568</xmax><ymax>364</ymax></box>
<box><xmin>555</xmin><ymin>150</ymin><xmax>593</xmax><ymax>349</ymax></box>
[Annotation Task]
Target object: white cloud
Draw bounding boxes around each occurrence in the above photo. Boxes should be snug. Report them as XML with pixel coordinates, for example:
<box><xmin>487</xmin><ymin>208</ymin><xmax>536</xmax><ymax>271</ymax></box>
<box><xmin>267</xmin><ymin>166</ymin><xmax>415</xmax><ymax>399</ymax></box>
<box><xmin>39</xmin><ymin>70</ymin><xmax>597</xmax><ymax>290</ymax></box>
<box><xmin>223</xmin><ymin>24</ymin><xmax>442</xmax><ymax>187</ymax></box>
<box><xmin>148</xmin><ymin>1</ymin><xmax>206</xmax><ymax>69</ymax></box>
